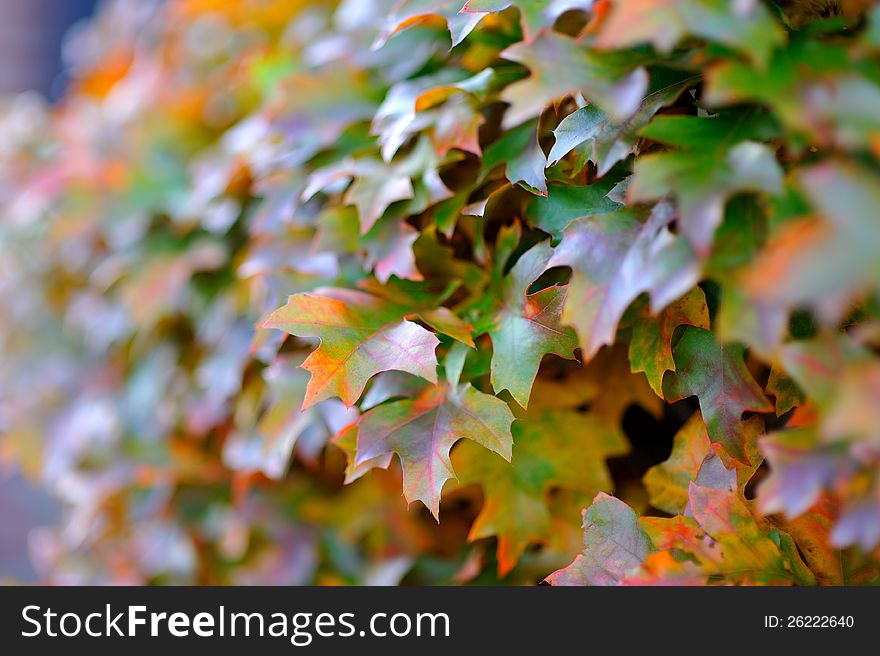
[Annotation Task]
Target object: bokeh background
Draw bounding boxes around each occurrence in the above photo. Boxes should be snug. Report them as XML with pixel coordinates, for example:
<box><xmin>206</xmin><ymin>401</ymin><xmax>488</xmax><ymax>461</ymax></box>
<box><xmin>0</xmin><ymin>0</ymin><xmax>97</xmax><ymax>582</ymax></box>
<box><xmin>1</xmin><ymin>0</ymin><xmax>877</xmax><ymax>587</ymax></box>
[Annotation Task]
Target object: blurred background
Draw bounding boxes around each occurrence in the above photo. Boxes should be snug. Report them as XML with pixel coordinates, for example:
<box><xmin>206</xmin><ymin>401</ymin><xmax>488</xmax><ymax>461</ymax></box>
<box><xmin>0</xmin><ymin>0</ymin><xmax>875</xmax><ymax>588</ymax></box>
<box><xmin>0</xmin><ymin>0</ymin><xmax>97</xmax><ymax>582</ymax></box>
<box><xmin>0</xmin><ymin>0</ymin><xmax>98</xmax><ymax>98</ymax></box>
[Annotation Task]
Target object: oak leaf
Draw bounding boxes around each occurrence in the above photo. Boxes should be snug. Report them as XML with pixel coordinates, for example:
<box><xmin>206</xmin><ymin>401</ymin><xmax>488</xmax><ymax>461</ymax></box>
<box><xmin>662</xmin><ymin>327</ymin><xmax>773</xmax><ymax>464</ymax></box>
<box><xmin>595</xmin><ymin>0</ymin><xmax>784</xmax><ymax>67</ymax></box>
<box><xmin>546</xmin><ymin>492</ymin><xmax>653</xmax><ymax>585</ymax></box>
<box><xmin>547</xmin><ymin>202</ymin><xmax>700</xmax><ymax>360</ymax></box>
<box><xmin>630</xmin><ymin>113</ymin><xmax>783</xmax><ymax>254</ymax></box>
<box><xmin>454</xmin><ymin>409</ymin><xmax>628</xmax><ymax>575</ymax></box>
<box><xmin>487</xmin><ymin>241</ymin><xmax>579</xmax><ymax>408</ymax></box>
<box><xmin>628</xmin><ymin>286</ymin><xmax>709</xmax><ymax>397</ymax></box>
<box><xmin>499</xmin><ymin>30</ymin><xmax>649</xmax><ymax>129</ymax></box>
<box><xmin>261</xmin><ymin>288</ymin><xmax>468</xmax><ymax>409</ymax></box>
<box><xmin>353</xmin><ymin>382</ymin><xmax>515</xmax><ymax>518</ymax></box>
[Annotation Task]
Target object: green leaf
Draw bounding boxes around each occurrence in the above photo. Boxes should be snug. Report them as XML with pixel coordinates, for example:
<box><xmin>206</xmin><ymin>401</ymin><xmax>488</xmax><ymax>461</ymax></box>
<box><xmin>454</xmin><ymin>409</ymin><xmax>629</xmax><ymax>575</ymax></box>
<box><xmin>662</xmin><ymin>327</ymin><xmax>773</xmax><ymax>464</ymax></box>
<box><xmin>482</xmin><ymin>120</ymin><xmax>547</xmax><ymax>195</ymax></box>
<box><xmin>705</xmin><ymin>38</ymin><xmax>880</xmax><ymax>151</ymax></box>
<box><xmin>524</xmin><ymin>179</ymin><xmax>621</xmax><ymax>242</ymax></box>
<box><xmin>353</xmin><ymin>382</ymin><xmax>515</xmax><ymax>519</ymax></box>
<box><xmin>687</xmin><ymin>482</ymin><xmax>801</xmax><ymax>583</ymax></box>
<box><xmin>866</xmin><ymin>5</ymin><xmax>880</xmax><ymax>48</ymax></box>
<box><xmin>500</xmin><ymin>31</ymin><xmax>649</xmax><ymax>129</ymax></box>
<box><xmin>487</xmin><ymin>241</ymin><xmax>579</xmax><ymax>407</ymax></box>
<box><xmin>548</xmin><ymin>203</ymin><xmax>701</xmax><ymax>359</ymax></box>
<box><xmin>766</xmin><ymin>365</ymin><xmax>805</xmax><ymax>416</ymax></box>
<box><xmin>547</xmin><ymin>69</ymin><xmax>700</xmax><ymax>176</ymax></box>
<box><xmin>630</xmin><ymin>113</ymin><xmax>783</xmax><ymax>254</ymax></box>
<box><xmin>629</xmin><ymin>286</ymin><xmax>710</xmax><ymax>396</ymax></box>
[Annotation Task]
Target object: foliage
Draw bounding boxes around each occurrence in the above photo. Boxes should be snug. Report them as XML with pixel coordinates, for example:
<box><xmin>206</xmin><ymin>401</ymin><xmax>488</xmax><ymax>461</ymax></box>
<box><xmin>1</xmin><ymin>0</ymin><xmax>880</xmax><ymax>585</ymax></box>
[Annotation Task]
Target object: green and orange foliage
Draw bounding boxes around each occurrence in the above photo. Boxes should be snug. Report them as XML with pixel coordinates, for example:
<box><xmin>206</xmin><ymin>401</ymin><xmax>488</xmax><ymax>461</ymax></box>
<box><xmin>1</xmin><ymin>0</ymin><xmax>879</xmax><ymax>585</ymax></box>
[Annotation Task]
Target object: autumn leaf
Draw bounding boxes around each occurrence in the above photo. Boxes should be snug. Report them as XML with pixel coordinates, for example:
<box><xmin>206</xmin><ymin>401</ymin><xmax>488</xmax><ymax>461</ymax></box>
<box><xmin>118</xmin><ymin>241</ymin><xmax>227</xmax><ymax>328</ymax></box>
<box><xmin>333</xmin><ymin>422</ymin><xmax>391</xmax><ymax>484</ymax></box>
<box><xmin>363</xmin><ymin>212</ymin><xmax>423</xmax><ymax>282</ymax></box>
<box><xmin>454</xmin><ymin>409</ymin><xmax>628</xmax><ymax>575</ymax></box>
<box><xmin>547</xmin><ymin>202</ymin><xmax>701</xmax><ymax>360</ymax></box>
<box><xmin>373</xmin><ymin>69</ymin><xmax>471</xmax><ymax>161</ymax></box>
<box><xmin>758</xmin><ymin>427</ymin><xmax>846</xmax><ymax>520</ymax></box>
<box><xmin>630</xmin><ymin>113</ymin><xmax>783</xmax><ymax>254</ymax></box>
<box><xmin>662</xmin><ymin>327</ymin><xmax>773</xmax><ymax>464</ymax></box>
<box><xmin>547</xmin><ymin>68</ymin><xmax>700</xmax><ymax>176</ymax></box>
<box><xmin>499</xmin><ymin>30</ymin><xmax>649</xmax><ymax>129</ymax></box>
<box><xmin>644</xmin><ymin>412</ymin><xmax>763</xmax><ymax>515</ymax></box>
<box><xmin>487</xmin><ymin>240</ymin><xmax>579</xmax><ymax>408</ymax></box>
<box><xmin>336</xmin><ymin>277</ymin><xmax>476</xmax><ymax>345</ymax></box>
<box><xmin>629</xmin><ymin>286</ymin><xmax>709</xmax><ymax>397</ymax></box>
<box><xmin>744</xmin><ymin>162</ymin><xmax>880</xmax><ymax>321</ymax></box>
<box><xmin>766</xmin><ymin>366</ymin><xmax>805</xmax><ymax>416</ymax></box>
<box><xmin>377</xmin><ymin>0</ymin><xmax>489</xmax><ymax>47</ymax></box>
<box><xmin>687</xmin><ymin>482</ymin><xmax>809</xmax><ymax>584</ymax></box>
<box><xmin>715</xmin><ymin>284</ymin><xmax>786</xmax><ymax>360</ymax></box>
<box><xmin>463</xmin><ymin>1</ymin><xmax>594</xmax><ymax>42</ymax></box>
<box><xmin>767</xmin><ymin>496</ymin><xmax>847</xmax><ymax>586</ymax></box>
<box><xmin>639</xmin><ymin>479</ymin><xmax>812</xmax><ymax>585</ymax></box>
<box><xmin>260</xmin><ymin>288</ymin><xmax>444</xmax><ymax>409</ymax></box>
<box><xmin>546</xmin><ymin>492</ymin><xmax>653</xmax><ymax>585</ymax></box>
<box><xmin>373</xmin><ymin>68</ymin><xmax>492</xmax><ymax>161</ymax></box>
<box><xmin>353</xmin><ymin>382</ymin><xmax>515</xmax><ymax>518</ymax></box>
<box><xmin>688</xmin><ymin>416</ymin><xmax>764</xmax><ymax>499</ymax></box>
<box><xmin>304</xmin><ymin>137</ymin><xmax>452</xmax><ymax>234</ymax></box>
<box><xmin>623</xmin><ymin>549</ymin><xmax>707</xmax><ymax>585</ymax></box>
<box><xmin>266</xmin><ymin>62</ymin><xmax>380</xmax><ymax>163</ymax></box>
<box><xmin>594</xmin><ymin>0</ymin><xmax>785</xmax><ymax>66</ymax></box>
<box><xmin>582</xmin><ymin>342</ymin><xmax>664</xmax><ymax>424</ymax></box>
<box><xmin>777</xmin><ymin>332</ymin><xmax>880</xmax><ymax>449</ymax></box>
<box><xmin>427</xmin><ymin>94</ymin><xmax>485</xmax><ymax>157</ymax></box>
<box><xmin>643</xmin><ymin>413</ymin><xmax>710</xmax><ymax>515</ymax></box>
<box><xmin>9</xmin><ymin>0</ymin><xmax>880</xmax><ymax>589</ymax></box>
<box><xmin>525</xmin><ymin>365</ymin><xmax>600</xmax><ymax>412</ymax></box>
<box><xmin>222</xmin><ymin>355</ymin><xmax>349</xmax><ymax>480</ymax></box>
